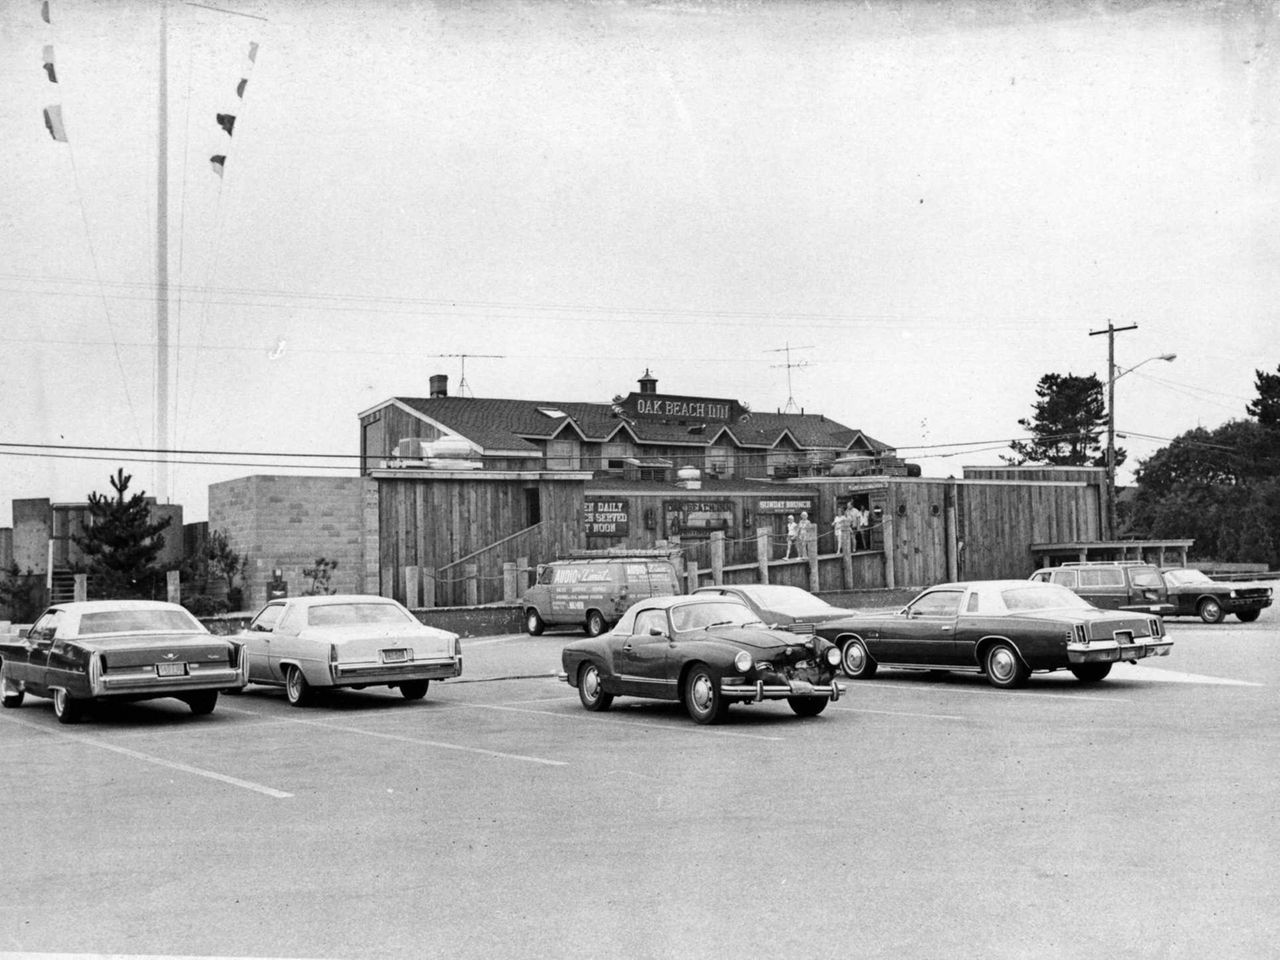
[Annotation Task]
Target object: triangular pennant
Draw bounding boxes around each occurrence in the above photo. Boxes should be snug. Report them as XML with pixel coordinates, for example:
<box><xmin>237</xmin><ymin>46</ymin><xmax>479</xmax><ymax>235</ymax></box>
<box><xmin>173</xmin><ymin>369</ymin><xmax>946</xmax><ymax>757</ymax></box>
<box><xmin>236</xmin><ymin>77</ymin><xmax>247</xmax><ymax>99</ymax></box>
<box><xmin>43</xmin><ymin>44</ymin><xmax>57</xmax><ymax>83</ymax></box>
<box><xmin>210</xmin><ymin>154</ymin><xmax>225</xmax><ymax>176</ymax></box>
<box><xmin>247</xmin><ymin>41</ymin><xmax>258</xmax><ymax>63</ymax></box>
<box><xmin>41</xmin><ymin>0</ymin><xmax>50</xmax><ymax>24</ymax></box>
<box><xmin>43</xmin><ymin>104</ymin><xmax>67</xmax><ymax>141</ymax></box>
<box><xmin>216</xmin><ymin>113</ymin><xmax>236</xmax><ymax>136</ymax></box>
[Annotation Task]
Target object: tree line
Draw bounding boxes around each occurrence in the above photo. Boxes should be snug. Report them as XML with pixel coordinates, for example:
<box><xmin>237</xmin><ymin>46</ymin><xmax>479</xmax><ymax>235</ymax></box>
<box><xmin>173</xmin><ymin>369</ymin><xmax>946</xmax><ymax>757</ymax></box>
<box><xmin>1006</xmin><ymin>366</ymin><xmax>1280</xmax><ymax>566</ymax></box>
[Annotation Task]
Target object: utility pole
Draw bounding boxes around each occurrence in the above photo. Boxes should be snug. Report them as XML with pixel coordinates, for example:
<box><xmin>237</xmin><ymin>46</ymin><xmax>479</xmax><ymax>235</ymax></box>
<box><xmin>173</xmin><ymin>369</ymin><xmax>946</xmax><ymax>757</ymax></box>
<box><xmin>1089</xmin><ymin>320</ymin><xmax>1137</xmax><ymax>539</ymax></box>
<box><xmin>155</xmin><ymin>0</ymin><xmax>170</xmax><ymax>501</ymax></box>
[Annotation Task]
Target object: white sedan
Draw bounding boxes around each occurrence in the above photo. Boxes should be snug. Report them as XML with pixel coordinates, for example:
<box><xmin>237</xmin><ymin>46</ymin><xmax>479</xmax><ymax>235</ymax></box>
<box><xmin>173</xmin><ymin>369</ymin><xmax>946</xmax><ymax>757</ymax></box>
<box><xmin>240</xmin><ymin>595</ymin><xmax>462</xmax><ymax>706</ymax></box>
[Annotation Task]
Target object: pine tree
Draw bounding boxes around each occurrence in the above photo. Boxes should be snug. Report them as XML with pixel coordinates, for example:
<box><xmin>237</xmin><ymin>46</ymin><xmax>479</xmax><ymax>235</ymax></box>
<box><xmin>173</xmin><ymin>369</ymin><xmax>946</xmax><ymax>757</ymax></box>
<box><xmin>1004</xmin><ymin>372</ymin><xmax>1123</xmax><ymax>468</ymax></box>
<box><xmin>72</xmin><ymin>468</ymin><xmax>173</xmax><ymax>599</ymax></box>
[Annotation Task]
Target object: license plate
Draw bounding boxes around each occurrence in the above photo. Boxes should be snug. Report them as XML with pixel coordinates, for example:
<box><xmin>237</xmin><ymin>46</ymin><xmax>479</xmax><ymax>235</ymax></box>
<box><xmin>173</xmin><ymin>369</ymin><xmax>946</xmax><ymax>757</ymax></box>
<box><xmin>156</xmin><ymin>662</ymin><xmax>187</xmax><ymax>677</ymax></box>
<box><xmin>381</xmin><ymin>648</ymin><xmax>409</xmax><ymax>663</ymax></box>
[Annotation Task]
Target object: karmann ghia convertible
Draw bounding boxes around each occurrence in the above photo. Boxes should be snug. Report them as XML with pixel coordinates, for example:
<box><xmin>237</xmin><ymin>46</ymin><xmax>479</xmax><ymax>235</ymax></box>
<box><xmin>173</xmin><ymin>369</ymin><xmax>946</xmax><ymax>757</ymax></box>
<box><xmin>560</xmin><ymin>594</ymin><xmax>845</xmax><ymax>724</ymax></box>
<box><xmin>818</xmin><ymin>580</ymin><xmax>1173</xmax><ymax>689</ymax></box>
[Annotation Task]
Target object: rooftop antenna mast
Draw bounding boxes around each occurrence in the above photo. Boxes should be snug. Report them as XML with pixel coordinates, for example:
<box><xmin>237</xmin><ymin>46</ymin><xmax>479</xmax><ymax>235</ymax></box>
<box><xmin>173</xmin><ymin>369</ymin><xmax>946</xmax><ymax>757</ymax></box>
<box><xmin>431</xmin><ymin>353</ymin><xmax>504</xmax><ymax>398</ymax></box>
<box><xmin>765</xmin><ymin>342</ymin><xmax>814</xmax><ymax>413</ymax></box>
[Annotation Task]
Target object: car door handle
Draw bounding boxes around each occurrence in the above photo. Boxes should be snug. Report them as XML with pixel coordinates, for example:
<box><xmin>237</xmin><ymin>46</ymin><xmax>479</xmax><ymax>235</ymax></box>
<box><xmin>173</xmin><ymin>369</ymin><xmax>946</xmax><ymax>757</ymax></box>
<box><xmin>622</xmin><ymin>643</ymin><xmax>633</xmax><ymax>651</ymax></box>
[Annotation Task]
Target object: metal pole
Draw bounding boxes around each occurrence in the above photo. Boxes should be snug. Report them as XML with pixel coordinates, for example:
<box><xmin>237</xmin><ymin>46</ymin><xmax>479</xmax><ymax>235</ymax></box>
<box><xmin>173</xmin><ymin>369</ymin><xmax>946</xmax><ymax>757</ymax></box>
<box><xmin>155</xmin><ymin>0</ymin><xmax>170</xmax><ymax>501</ymax></box>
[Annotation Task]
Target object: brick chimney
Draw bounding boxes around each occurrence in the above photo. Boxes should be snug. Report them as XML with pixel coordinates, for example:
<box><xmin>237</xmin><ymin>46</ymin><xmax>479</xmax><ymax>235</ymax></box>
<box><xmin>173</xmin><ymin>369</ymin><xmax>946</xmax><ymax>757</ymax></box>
<box><xmin>429</xmin><ymin>374</ymin><xmax>448</xmax><ymax>398</ymax></box>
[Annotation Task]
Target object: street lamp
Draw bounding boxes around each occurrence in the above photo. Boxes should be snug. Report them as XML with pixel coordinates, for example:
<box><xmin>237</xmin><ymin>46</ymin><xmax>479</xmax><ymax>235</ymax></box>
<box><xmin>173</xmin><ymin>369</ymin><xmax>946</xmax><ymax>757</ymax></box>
<box><xmin>1105</xmin><ymin>351</ymin><xmax>1176</xmax><ymax>537</ymax></box>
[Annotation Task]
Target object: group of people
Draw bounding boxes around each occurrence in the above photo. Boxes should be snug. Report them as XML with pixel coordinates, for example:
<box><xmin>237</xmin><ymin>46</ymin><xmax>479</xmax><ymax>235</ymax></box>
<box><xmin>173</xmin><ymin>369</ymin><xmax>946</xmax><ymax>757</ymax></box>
<box><xmin>782</xmin><ymin>503</ymin><xmax>872</xmax><ymax>559</ymax></box>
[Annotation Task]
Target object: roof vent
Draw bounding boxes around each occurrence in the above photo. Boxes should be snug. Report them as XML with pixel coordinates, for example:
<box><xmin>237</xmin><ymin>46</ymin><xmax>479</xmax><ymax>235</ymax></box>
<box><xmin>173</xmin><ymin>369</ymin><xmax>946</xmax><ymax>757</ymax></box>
<box><xmin>638</xmin><ymin>369</ymin><xmax>658</xmax><ymax>394</ymax></box>
<box><xmin>429</xmin><ymin>374</ymin><xmax>448</xmax><ymax>398</ymax></box>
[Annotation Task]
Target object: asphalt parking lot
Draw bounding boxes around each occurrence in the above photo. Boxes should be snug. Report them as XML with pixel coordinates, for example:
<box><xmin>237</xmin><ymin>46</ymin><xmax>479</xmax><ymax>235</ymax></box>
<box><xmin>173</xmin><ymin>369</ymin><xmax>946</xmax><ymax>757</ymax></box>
<box><xmin>2</xmin><ymin>611</ymin><xmax>1277</xmax><ymax>960</ymax></box>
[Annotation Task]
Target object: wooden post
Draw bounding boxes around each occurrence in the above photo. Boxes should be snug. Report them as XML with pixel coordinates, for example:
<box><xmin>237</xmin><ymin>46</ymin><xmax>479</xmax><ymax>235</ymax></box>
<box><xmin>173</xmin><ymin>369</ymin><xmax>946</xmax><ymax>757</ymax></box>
<box><xmin>464</xmin><ymin>563</ymin><xmax>479</xmax><ymax>606</ymax></box>
<box><xmin>945</xmin><ymin>502</ymin><xmax>958</xmax><ymax>582</ymax></box>
<box><xmin>381</xmin><ymin>565</ymin><xmax>395</xmax><ymax>600</ymax></box>
<box><xmin>756</xmin><ymin>527</ymin><xmax>771</xmax><ymax>584</ymax></box>
<box><xmin>74</xmin><ymin>574</ymin><xmax>88</xmax><ymax>603</ymax></box>
<box><xmin>710</xmin><ymin>531</ymin><xmax>725</xmax><ymax>585</ymax></box>
<box><xmin>685</xmin><ymin>564</ymin><xmax>699</xmax><ymax>594</ymax></box>
<box><xmin>503</xmin><ymin>562</ymin><xmax>518</xmax><ymax>601</ymax></box>
<box><xmin>516</xmin><ymin>556</ymin><xmax>530</xmax><ymax>591</ymax></box>
<box><xmin>807</xmin><ymin>527</ymin><xmax>820</xmax><ymax>591</ymax></box>
<box><xmin>882</xmin><ymin>517</ymin><xmax>896</xmax><ymax>589</ymax></box>
<box><xmin>421</xmin><ymin>567</ymin><xmax>436</xmax><ymax>608</ymax></box>
<box><xmin>166</xmin><ymin>569</ymin><xmax>180</xmax><ymax>604</ymax></box>
<box><xmin>841</xmin><ymin>526</ymin><xmax>853</xmax><ymax>589</ymax></box>
<box><xmin>404</xmin><ymin>566</ymin><xmax>420</xmax><ymax>609</ymax></box>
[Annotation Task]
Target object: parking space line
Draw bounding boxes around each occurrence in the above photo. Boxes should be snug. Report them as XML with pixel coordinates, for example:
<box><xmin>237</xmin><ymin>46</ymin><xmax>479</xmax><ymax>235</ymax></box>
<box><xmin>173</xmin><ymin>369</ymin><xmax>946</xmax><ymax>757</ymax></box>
<box><xmin>831</xmin><ymin>705</ymin><xmax>969</xmax><ymax>721</ymax></box>
<box><xmin>0</xmin><ymin>713</ymin><xmax>293</xmax><ymax>799</ymax></box>
<box><xmin>866</xmin><ymin>682</ymin><xmax>1132</xmax><ymax>703</ymax></box>
<box><xmin>454</xmin><ymin>701</ymin><xmax>786</xmax><ymax>742</ymax></box>
<box><xmin>286</xmin><ymin>717</ymin><xmax>568</xmax><ymax>766</ymax></box>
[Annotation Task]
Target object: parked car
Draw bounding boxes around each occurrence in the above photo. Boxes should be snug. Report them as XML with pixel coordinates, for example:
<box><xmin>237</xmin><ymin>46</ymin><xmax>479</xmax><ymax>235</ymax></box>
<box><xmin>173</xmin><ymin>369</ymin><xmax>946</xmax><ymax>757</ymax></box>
<box><xmin>0</xmin><ymin>599</ymin><xmax>247</xmax><ymax>724</ymax></box>
<box><xmin>559</xmin><ymin>594</ymin><xmax>844</xmax><ymax>724</ymax></box>
<box><xmin>692</xmin><ymin>583</ymin><xmax>858</xmax><ymax>629</ymax></box>
<box><xmin>1160</xmin><ymin>568</ymin><xmax>1273</xmax><ymax>623</ymax></box>
<box><xmin>1027</xmin><ymin>561</ymin><xmax>1175</xmax><ymax>616</ymax></box>
<box><xmin>521</xmin><ymin>555</ymin><xmax>679</xmax><ymax>637</ymax></box>
<box><xmin>816</xmin><ymin>580</ymin><xmax>1172</xmax><ymax>688</ymax></box>
<box><xmin>240</xmin><ymin>595</ymin><xmax>461</xmax><ymax>706</ymax></box>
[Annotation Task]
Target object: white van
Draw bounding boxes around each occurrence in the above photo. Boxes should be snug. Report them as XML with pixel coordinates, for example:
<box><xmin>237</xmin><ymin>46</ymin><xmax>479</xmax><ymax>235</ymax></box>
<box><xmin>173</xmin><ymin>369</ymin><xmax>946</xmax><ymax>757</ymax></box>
<box><xmin>520</xmin><ymin>557</ymin><xmax>680</xmax><ymax>637</ymax></box>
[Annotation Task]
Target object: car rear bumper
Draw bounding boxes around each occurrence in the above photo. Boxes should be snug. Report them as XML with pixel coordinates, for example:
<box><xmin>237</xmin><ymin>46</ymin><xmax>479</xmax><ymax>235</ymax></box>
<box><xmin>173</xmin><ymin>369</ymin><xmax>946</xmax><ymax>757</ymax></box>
<box><xmin>331</xmin><ymin>657</ymin><xmax>461</xmax><ymax>686</ymax></box>
<box><xmin>93</xmin><ymin>665</ymin><xmax>246</xmax><ymax>697</ymax></box>
<box><xmin>720</xmin><ymin>678</ymin><xmax>845</xmax><ymax>702</ymax></box>
<box><xmin>1067</xmin><ymin>640</ymin><xmax>1173</xmax><ymax>664</ymax></box>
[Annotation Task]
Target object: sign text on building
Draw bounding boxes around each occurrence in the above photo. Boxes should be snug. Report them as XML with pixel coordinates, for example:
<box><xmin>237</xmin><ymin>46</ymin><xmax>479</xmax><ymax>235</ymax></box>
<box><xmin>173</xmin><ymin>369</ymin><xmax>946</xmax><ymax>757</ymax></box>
<box><xmin>584</xmin><ymin>498</ymin><xmax>629</xmax><ymax>537</ymax></box>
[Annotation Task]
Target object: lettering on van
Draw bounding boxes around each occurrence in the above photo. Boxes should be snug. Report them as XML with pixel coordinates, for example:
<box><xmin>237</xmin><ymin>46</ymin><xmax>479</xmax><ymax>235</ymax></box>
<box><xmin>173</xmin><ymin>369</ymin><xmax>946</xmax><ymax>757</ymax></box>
<box><xmin>585</xmin><ymin>498</ymin><xmax>630</xmax><ymax>537</ymax></box>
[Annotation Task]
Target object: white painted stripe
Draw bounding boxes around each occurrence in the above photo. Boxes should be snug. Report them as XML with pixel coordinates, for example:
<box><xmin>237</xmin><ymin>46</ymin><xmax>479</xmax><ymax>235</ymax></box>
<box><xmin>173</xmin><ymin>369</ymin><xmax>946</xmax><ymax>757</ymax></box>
<box><xmin>464</xmin><ymin>634</ymin><xmax>528</xmax><ymax>647</ymax></box>
<box><xmin>0</xmin><ymin>714</ymin><xmax>292</xmax><ymax>799</ymax></box>
<box><xmin>287</xmin><ymin>717</ymin><xmax>567</xmax><ymax>766</ymax></box>
<box><xmin>1118</xmin><ymin>664</ymin><xmax>1262</xmax><ymax>686</ymax></box>
<box><xmin>869</xmin><ymin>681</ymin><xmax>1132</xmax><ymax>703</ymax></box>
<box><xmin>831</xmin><ymin>705</ymin><xmax>968</xmax><ymax>721</ymax></box>
<box><xmin>455</xmin><ymin>701</ymin><xmax>786</xmax><ymax>742</ymax></box>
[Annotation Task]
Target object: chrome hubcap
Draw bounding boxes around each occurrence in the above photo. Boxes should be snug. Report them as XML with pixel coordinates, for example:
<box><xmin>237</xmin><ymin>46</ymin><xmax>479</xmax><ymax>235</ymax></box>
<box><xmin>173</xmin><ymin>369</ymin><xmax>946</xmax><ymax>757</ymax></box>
<box><xmin>989</xmin><ymin>648</ymin><xmax>1014</xmax><ymax>681</ymax></box>
<box><xmin>691</xmin><ymin>674</ymin><xmax>714</xmax><ymax>712</ymax></box>
<box><xmin>843</xmin><ymin>644</ymin><xmax>864</xmax><ymax>672</ymax></box>
<box><xmin>582</xmin><ymin>668</ymin><xmax>599</xmax><ymax>701</ymax></box>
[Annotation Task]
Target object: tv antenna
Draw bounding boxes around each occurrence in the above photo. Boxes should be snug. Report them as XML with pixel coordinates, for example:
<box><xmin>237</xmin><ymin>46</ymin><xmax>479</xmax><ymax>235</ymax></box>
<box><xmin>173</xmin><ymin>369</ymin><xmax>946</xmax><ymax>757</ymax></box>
<box><xmin>429</xmin><ymin>353</ymin><xmax>504</xmax><ymax>397</ymax></box>
<box><xmin>765</xmin><ymin>343</ymin><xmax>814</xmax><ymax>413</ymax></box>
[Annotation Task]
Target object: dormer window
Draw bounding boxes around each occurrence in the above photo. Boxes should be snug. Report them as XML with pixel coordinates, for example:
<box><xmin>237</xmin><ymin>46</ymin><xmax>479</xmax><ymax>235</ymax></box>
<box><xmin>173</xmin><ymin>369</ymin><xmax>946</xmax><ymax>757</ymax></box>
<box><xmin>537</xmin><ymin>407</ymin><xmax>567</xmax><ymax>419</ymax></box>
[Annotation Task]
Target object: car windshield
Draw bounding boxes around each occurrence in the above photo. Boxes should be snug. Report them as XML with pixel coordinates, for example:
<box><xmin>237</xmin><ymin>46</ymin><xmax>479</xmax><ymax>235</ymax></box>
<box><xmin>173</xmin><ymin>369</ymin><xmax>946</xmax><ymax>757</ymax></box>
<box><xmin>1164</xmin><ymin>569</ymin><xmax>1214</xmax><ymax>586</ymax></box>
<box><xmin>669</xmin><ymin>600</ymin><xmax>761</xmax><ymax>632</ymax></box>
<box><xmin>737</xmin><ymin>585</ymin><xmax>834</xmax><ymax>614</ymax></box>
<box><xmin>78</xmin><ymin>609</ymin><xmax>206</xmax><ymax>636</ymax></box>
<box><xmin>999</xmin><ymin>584</ymin><xmax>1094</xmax><ymax>612</ymax></box>
<box><xmin>307</xmin><ymin>603</ymin><xmax>416</xmax><ymax>627</ymax></box>
<box><xmin>1129</xmin><ymin>568</ymin><xmax>1164</xmax><ymax>588</ymax></box>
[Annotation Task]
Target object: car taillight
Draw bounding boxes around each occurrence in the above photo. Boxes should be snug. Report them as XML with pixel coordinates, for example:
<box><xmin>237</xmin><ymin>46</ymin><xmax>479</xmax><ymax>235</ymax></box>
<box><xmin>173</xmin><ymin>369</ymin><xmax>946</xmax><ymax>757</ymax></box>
<box><xmin>1148</xmin><ymin>618</ymin><xmax>1163</xmax><ymax>638</ymax></box>
<box><xmin>1071</xmin><ymin>624</ymin><xmax>1087</xmax><ymax>644</ymax></box>
<box><xmin>329</xmin><ymin>643</ymin><xmax>339</xmax><ymax>664</ymax></box>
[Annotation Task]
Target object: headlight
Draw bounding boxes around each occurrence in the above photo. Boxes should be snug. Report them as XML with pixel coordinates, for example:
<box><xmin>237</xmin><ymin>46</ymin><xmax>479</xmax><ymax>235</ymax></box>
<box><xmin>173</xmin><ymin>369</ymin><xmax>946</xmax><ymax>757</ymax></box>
<box><xmin>825</xmin><ymin>646</ymin><xmax>841</xmax><ymax>667</ymax></box>
<box><xmin>734</xmin><ymin>650</ymin><xmax>752</xmax><ymax>673</ymax></box>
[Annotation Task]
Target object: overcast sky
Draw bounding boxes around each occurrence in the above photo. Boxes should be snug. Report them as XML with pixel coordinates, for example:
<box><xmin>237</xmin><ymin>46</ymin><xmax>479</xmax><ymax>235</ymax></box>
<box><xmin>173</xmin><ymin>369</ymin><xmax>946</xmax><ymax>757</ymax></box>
<box><xmin>2</xmin><ymin>0</ymin><xmax>1276</xmax><ymax>527</ymax></box>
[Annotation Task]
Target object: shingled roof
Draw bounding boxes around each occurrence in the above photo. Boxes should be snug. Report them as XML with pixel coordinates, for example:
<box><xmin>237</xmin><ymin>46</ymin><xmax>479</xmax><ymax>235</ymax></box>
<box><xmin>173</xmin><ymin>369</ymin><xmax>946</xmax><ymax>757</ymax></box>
<box><xmin>392</xmin><ymin>395</ymin><xmax>892</xmax><ymax>455</ymax></box>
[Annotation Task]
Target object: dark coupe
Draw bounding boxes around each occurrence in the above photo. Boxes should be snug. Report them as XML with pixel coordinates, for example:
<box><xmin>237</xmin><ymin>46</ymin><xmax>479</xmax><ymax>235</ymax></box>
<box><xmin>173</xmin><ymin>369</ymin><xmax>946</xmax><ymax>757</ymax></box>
<box><xmin>1161</xmin><ymin>568</ymin><xmax>1272</xmax><ymax>623</ymax></box>
<box><xmin>560</xmin><ymin>595</ymin><xmax>845</xmax><ymax>724</ymax></box>
<box><xmin>817</xmin><ymin>580</ymin><xmax>1173</xmax><ymax>688</ymax></box>
<box><xmin>0</xmin><ymin>599</ymin><xmax>247</xmax><ymax>723</ymax></box>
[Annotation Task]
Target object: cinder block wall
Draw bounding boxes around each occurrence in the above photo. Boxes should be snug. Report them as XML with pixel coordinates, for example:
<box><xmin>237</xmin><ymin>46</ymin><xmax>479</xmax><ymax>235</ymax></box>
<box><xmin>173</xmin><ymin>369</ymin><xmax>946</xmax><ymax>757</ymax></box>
<box><xmin>209</xmin><ymin>475</ymin><xmax>369</xmax><ymax>611</ymax></box>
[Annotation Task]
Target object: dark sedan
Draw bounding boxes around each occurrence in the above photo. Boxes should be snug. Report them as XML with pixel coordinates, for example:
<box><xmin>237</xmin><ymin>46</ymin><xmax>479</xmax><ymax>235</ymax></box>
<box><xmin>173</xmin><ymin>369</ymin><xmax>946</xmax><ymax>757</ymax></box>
<box><xmin>692</xmin><ymin>583</ymin><xmax>858</xmax><ymax>629</ymax></box>
<box><xmin>560</xmin><ymin>595</ymin><xmax>844</xmax><ymax>724</ymax></box>
<box><xmin>0</xmin><ymin>600</ymin><xmax>247</xmax><ymax>723</ymax></box>
<box><xmin>817</xmin><ymin>580</ymin><xmax>1172</xmax><ymax>688</ymax></box>
<box><xmin>1161</xmin><ymin>568</ymin><xmax>1272</xmax><ymax>623</ymax></box>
